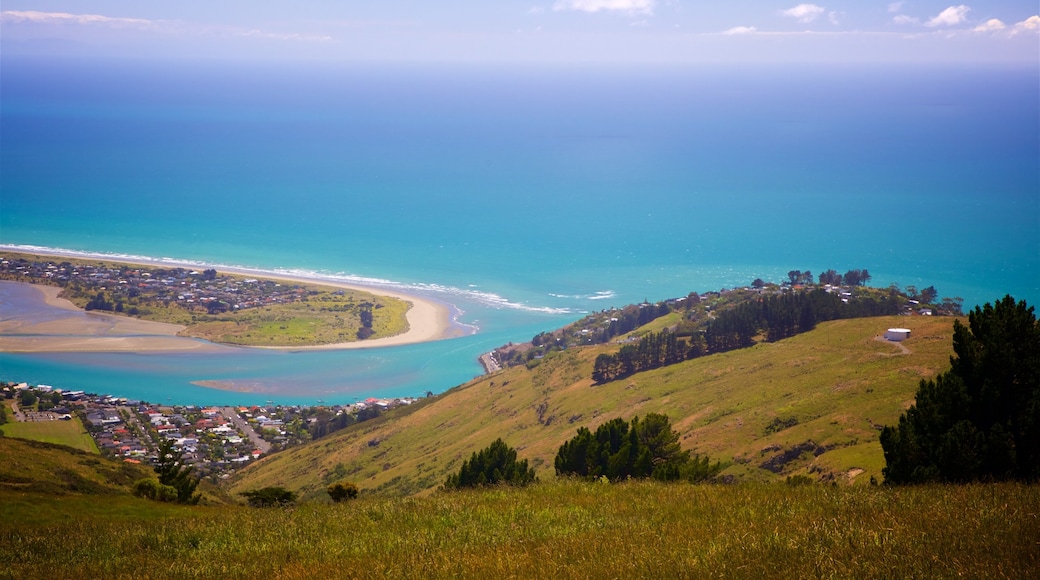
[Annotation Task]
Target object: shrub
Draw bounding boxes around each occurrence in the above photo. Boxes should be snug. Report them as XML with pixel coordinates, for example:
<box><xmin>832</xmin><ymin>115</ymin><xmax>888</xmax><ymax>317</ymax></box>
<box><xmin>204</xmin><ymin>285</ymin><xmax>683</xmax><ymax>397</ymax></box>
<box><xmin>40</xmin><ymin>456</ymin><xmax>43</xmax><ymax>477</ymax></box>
<box><xmin>241</xmin><ymin>486</ymin><xmax>296</xmax><ymax>507</ymax></box>
<box><xmin>328</xmin><ymin>482</ymin><xmax>359</xmax><ymax>502</ymax></box>
<box><xmin>132</xmin><ymin>478</ymin><xmax>179</xmax><ymax>502</ymax></box>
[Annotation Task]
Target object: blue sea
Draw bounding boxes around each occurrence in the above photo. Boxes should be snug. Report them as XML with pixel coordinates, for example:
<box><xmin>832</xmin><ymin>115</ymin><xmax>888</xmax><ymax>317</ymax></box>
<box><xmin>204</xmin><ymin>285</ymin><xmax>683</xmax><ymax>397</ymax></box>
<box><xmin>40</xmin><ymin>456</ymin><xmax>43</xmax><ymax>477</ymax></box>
<box><xmin>1</xmin><ymin>58</ymin><xmax>1037</xmax><ymax>405</ymax></box>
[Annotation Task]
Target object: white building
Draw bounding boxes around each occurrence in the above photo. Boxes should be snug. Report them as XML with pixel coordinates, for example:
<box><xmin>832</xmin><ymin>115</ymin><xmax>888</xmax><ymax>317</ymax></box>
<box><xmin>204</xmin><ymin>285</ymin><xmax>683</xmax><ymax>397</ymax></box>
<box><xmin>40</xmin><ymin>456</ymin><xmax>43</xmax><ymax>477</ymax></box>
<box><xmin>885</xmin><ymin>328</ymin><xmax>912</xmax><ymax>341</ymax></box>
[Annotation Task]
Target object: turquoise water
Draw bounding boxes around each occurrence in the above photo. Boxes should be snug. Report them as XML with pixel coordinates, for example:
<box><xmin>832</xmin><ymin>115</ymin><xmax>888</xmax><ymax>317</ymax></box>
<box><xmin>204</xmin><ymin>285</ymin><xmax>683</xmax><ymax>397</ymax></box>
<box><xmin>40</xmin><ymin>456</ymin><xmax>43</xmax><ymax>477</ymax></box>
<box><xmin>1</xmin><ymin>59</ymin><xmax>1037</xmax><ymax>405</ymax></box>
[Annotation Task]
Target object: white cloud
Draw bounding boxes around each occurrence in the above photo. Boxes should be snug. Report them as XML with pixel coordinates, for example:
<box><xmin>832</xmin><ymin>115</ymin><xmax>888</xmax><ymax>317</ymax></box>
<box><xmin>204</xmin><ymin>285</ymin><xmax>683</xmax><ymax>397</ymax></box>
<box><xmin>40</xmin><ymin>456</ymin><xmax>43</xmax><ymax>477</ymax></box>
<box><xmin>552</xmin><ymin>0</ymin><xmax>655</xmax><ymax>14</ymax></box>
<box><xmin>892</xmin><ymin>14</ymin><xmax>920</xmax><ymax>25</ymax></box>
<box><xmin>721</xmin><ymin>26</ymin><xmax>757</xmax><ymax>35</ymax></box>
<box><xmin>925</xmin><ymin>5</ymin><xmax>970</xmax><ymax>28</ymax></box>
<box><xmin>828</xmin><ymin>11</ymin><xmax>842</xmax><ymax>25</ymax></box>
<box><xmin>1011</xmin><ymin>15</ymin><xmax>1040</xmax><ymax>35</ymax></box>
<box><xmin>888</xmin><ymin>2</ymin><xmax>905</xmax><ymax>14</ymax></box>
<box><xmin>781</xmin><ymin>4</ymin><xmax>826</xmax><ymax>23</ymax></box>
<box><xmin>0</xmin><ymin>10</ymin><xmax>332</xmax><ymax>43</ymax></box>
<box><xmin>0</xmin><ymin>10</ymin><xmax>153</xmax><ymax>28</ymax></box>
<box><xmin>972</xmin><ymin>19</ymin><xmax>1005</xmax><ymax>33</ymax></box>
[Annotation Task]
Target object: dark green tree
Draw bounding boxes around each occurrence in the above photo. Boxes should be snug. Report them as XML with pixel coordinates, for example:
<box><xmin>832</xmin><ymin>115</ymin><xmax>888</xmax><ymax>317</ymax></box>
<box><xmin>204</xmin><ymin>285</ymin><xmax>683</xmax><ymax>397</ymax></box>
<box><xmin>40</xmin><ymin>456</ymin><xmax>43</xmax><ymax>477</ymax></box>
<box><xmin>919</xmin><ymin>286</ymin><xmax>939</xmax><ymax>305</ymax></box>
<box><xmin>556</xmin><ymin>414</ymin><xmax>722</xmax><ymax>482</ymax></box>
<box><xmin>18</xmin><ymin>389</ymin><xmax>37</xmax><ymax>408</ymax></box>
<box><xmin>443</xmin><ymin>438</ymin><xmax>536</xmax><ymax>489</ymax></box>
<box><xmin>85</xmin><ymin>292</ymin><xmax>113</xmax><ymax>311</ymax></box>
<box><xmin>881</xmin><ymin>295</ymin><xmax>1040</xmax><ymax>483</ymax></box>
<box><xmin>155</xmin><ymin>438</ymin><xmax>201</xmax><ymax>504</ymax></box>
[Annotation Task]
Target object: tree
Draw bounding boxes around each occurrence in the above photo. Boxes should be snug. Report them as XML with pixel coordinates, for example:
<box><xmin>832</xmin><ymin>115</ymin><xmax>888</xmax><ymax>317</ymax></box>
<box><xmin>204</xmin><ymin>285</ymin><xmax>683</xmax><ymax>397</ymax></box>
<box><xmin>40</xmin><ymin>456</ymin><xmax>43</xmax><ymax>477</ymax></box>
<box><xmin>328</xmin><ymin>481</ymin><xmax>359</xmax><ymax>502</ymax></box>
<box><xmin>918</xmin><ymin>286</ymin><xmax>938</xmax><ymax>305</ymax></box>
<box><xmin>18</xmin><ymin>389</ymin><xmax>37</xmax><ymax>408</ymax></box>
<box><xmin>155</xmin><ymin>438</ymin><xmax>201</xmax><ymax>504</ymax></box>
<box><xmin>819</xmin><ymin>269</ymin><xmax>842</xmax><ymax>286</ymax></box>
<box><xmin>444</xmin><ymin>438</ymin><xmax>536</xmax><ymax>489</ymax></box>
<box><xmin>85</xmin><ymin>292</ymin><xmax>113</xmax><ymax>311</ymax></box>
<box><xmin>555</xmin><ymin>414</ymin><xmax>722</xmax><ymax>483</ymax></box>
<box><xmin>241</xmin><ymin>486</ymin><xmax>296</xmax><ymax>507</ymax></box>
<box><xmin>881</xmin><ymin>295</ymin><xmax>1040</xmax><ymax>483</ymax></box>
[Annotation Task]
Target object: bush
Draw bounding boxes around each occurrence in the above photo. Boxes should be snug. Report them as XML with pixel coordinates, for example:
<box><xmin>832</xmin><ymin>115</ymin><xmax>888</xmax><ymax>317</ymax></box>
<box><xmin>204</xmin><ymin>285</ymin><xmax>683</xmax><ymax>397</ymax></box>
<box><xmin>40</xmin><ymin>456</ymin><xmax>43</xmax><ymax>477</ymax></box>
<box><xmin>241</xmin><ymin>486</ymin><xmax>296</xmax><ymax>507</ymax></box>
<box><xmin>132</xmin><ymin>478</ymin><xmax>179</xmax><ymax>502</ymax></box>
<box><xmin>328</xmin><ymin>481</ymin><xmax>359</xmax><ymax>502</ymax></box>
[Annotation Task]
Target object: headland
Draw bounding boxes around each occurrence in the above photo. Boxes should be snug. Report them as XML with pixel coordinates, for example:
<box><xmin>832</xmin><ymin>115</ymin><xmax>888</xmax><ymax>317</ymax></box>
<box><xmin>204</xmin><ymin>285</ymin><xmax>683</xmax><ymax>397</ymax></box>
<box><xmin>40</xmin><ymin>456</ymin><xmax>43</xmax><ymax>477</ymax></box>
<box><xmin>0</xmin><ymin>247</ymin><xmax>464</xmax><ymax>353</ymax></box>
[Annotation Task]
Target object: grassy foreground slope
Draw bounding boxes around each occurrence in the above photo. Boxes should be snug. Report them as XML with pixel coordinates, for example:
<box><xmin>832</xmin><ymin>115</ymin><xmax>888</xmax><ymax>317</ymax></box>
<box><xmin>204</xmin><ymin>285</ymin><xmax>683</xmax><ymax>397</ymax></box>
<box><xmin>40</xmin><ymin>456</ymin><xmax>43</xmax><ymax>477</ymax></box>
<box><xmin>231</xmin><ymin>315</ymin><xmax>957</xmax><ymax>498</ymax></box>
<box><xmin>3</xmin><ymin>481</ymin><xmax>1037</xmax><ymax>579</ymax></box>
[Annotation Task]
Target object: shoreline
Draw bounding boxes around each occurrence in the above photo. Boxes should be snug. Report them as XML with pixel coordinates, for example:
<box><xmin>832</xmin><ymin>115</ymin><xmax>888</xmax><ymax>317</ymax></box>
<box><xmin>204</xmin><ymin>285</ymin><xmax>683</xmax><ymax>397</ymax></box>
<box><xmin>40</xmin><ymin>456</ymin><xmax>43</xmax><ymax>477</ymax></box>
<box><xmin>0</xmin><ymin>248</ymin><xmax>468</xmax><ymax>353</ymax></box>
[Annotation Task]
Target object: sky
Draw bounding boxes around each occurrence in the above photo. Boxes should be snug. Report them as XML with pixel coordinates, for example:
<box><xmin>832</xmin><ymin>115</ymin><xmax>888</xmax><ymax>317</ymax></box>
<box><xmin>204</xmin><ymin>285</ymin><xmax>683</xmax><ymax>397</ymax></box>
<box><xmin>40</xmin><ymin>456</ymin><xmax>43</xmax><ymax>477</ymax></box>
<box><xmin>0</xmin><ymin>1</ymin><xmax>1038</xmax><ymax>63</ymax></box>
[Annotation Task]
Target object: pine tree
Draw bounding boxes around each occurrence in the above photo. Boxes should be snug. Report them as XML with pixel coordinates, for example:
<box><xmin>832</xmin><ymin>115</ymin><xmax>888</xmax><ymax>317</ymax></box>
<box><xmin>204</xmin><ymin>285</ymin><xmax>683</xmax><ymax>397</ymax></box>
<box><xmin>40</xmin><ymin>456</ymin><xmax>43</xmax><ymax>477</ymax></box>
<box><xmin>881</xmin><ymin>295</ymin><xmax>1040</xmax><ymax>483</ymax></box>
<box><xmin>444</xmin><ymin>438</ymin><xmax>536</xmax><ymax>489</ymax></box>
<box><xmin>155</xmin><ymin>438</ymin><xmax>201</xmax><ymax>504</ymax></box>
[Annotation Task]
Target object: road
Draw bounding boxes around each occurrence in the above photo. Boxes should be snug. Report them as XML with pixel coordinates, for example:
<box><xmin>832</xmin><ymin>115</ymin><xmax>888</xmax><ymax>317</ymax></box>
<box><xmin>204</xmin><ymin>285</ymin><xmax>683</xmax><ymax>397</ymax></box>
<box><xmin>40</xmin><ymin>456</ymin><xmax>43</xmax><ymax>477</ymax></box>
<box><xmin>222</xmin><ymin>407</ymin><xmax>272</xmax><ymax>454</ymax></box>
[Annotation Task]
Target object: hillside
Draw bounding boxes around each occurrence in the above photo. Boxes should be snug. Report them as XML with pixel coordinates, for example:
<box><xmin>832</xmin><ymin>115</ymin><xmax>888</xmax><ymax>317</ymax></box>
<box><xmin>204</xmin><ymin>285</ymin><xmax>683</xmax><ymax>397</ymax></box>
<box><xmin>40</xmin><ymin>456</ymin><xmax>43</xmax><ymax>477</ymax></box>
<box><xmin>230</xmin><ymin>314</ymin><xmax>958</xmax><ymax>498</ymax></box>
<box><xmin>0</xmin><ymin>436</ymin><xmax>151</xmax><ymax>496</ymax></box>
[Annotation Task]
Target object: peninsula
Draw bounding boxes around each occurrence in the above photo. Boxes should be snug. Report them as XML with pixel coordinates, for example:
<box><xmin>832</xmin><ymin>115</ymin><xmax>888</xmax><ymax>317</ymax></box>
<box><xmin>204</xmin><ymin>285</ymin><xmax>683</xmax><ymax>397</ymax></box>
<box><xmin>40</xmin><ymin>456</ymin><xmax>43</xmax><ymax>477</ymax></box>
<box><xmin>0</xmin><ymin>249</ymin><xmax>462</xmax><ymax>353</ymax></box>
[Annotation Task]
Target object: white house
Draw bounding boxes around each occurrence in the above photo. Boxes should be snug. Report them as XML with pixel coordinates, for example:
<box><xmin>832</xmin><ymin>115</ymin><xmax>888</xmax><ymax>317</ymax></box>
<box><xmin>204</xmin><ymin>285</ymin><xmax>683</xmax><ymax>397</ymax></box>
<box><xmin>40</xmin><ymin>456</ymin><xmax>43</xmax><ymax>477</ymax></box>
<box><xmin>885</xmin><ymin>328</ymin><xmax>912</xmax><ymax>341</ymax></box>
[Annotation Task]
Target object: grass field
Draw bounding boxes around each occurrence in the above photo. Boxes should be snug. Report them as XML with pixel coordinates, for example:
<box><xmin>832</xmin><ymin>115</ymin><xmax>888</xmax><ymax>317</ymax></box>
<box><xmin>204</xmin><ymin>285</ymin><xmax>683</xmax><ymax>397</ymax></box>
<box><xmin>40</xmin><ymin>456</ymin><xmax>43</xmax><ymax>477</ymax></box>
<box><xmin>0</xmin><ymin>404</ymin><xmax>97</xmax><ymax>454</ymax></box>
<box><xmin>2</xmin><ymin>481</ymin><xmax>1036</xmax><ymax>579</ymax></box>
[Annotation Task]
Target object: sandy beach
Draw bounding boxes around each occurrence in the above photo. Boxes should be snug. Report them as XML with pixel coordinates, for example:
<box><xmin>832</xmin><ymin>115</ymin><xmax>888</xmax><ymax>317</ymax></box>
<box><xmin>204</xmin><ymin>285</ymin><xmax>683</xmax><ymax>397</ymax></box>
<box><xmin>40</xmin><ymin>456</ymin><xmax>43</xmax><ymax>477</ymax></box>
<box><xmin>0</xmin><ymin>248</ymin><xmax>462</xmax><ymax>354</ymax></box>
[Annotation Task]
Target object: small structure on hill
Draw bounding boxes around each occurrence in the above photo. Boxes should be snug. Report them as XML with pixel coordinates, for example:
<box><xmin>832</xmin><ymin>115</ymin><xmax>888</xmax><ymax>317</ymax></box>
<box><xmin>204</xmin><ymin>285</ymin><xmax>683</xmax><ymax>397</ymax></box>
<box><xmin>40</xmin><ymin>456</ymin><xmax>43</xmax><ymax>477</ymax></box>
<box><xmin>884</xmin><ymin>328</ymin><xmax>911</xmax><ymax>341</ymax></box>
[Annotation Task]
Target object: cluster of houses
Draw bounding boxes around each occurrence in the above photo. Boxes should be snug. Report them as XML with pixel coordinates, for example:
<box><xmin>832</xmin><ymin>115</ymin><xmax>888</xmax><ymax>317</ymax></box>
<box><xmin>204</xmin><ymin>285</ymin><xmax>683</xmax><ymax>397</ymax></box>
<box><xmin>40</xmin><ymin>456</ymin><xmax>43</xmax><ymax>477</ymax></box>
<box><xmin>0</xmin><ymin>254</ymin><xmax>313</xmax><ymax>313</ymax></box>
<box><xmin>2</xmin><ymin>381</ymin><xmax>420</xmax><ymax>479</ymax></box>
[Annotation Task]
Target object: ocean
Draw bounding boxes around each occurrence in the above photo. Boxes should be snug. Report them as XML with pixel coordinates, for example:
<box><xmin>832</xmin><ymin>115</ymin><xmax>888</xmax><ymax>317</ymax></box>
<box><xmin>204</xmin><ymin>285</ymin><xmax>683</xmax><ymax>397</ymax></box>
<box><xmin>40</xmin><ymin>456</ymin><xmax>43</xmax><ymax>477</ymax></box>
<box><xmin>1</xmin><ymin>58</ymin><xmax>1037</xmax><ymax>405</ymax></box>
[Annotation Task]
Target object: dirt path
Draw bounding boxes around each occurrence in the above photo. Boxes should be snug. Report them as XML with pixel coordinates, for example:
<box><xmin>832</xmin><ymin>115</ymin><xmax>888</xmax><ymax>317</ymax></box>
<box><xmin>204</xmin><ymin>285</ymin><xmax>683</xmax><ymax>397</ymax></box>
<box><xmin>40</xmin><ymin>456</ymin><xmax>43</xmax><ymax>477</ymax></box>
<box><xmin>875</xmin><ymin>335</ymin><xmax>911</xmax><ymax>355</ymax></box>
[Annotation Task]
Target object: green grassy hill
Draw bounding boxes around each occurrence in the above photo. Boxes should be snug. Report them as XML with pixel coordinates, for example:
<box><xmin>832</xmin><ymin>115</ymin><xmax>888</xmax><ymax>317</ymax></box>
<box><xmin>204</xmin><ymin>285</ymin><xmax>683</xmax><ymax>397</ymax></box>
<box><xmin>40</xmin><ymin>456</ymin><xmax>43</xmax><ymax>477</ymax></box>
<box><xmin>230</xmin><ymin>315</ymin><xmax>958</xmax><ymax>499</ymax></box>
<box><xmin>0</xmin><ymin>436</ymin><xmax>150</xmax><ymax>497</ymax></box>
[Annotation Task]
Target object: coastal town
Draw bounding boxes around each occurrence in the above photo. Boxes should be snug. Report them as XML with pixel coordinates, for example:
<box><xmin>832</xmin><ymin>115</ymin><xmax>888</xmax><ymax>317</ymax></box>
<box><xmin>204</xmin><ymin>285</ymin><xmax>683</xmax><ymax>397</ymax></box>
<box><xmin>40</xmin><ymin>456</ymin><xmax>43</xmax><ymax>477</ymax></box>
<box><xmin>0</xmin><ymin>250</ymin><xmax>414</xmax><ymax>347</ymax></box>
<box><xmin>0</xmin><ymin>381</ymin><xmax>421</xmax><ymax>482</ymax></box>
<box><xmin>0</xmin><ymin>253</ymin><xmax>326</xmax><ymax>316</ymax></box>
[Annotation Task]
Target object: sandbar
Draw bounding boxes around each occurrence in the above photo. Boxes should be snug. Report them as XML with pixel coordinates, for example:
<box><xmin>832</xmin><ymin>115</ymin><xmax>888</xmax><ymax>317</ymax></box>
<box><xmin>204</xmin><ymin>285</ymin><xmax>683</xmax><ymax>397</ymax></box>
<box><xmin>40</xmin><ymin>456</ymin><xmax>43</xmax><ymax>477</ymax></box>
<box><xmin>0</xmin><ymin>249</ymin><xmax>463</xmax><ymax>353</ymax></box>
